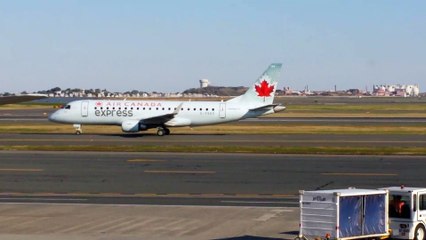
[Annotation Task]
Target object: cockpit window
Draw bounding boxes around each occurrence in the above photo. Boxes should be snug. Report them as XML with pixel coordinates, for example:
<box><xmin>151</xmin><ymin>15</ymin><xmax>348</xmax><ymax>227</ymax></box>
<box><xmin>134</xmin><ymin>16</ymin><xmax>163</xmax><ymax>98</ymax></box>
<box><xmin>65</xmin><ymin>105</ymin><xmax>71</xmax><ymax>109</ymax></box>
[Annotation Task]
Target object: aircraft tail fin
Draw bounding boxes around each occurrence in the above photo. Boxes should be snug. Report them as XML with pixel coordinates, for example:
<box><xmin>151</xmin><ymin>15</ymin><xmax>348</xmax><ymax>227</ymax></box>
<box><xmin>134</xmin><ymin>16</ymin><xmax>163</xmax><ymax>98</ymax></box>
<box><xmin>227</xmin><ymin>63</ymin><xmax>282</xmax><ymax>107</ymax></box>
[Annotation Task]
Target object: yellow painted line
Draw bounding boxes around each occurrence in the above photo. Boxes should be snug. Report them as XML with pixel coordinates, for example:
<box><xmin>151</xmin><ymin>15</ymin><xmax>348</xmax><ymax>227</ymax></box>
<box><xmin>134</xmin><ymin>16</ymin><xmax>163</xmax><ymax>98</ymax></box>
<box><xmin>127</xmin><ymin>159</ymin><xmax>165</xmax><ymax>163</ymax></box>
<box><xmin>0</xmin><ymin>168</ymin><xmax>44</xmax><ymax>172</ymax></box>
<box><xmin>321</xmin><ymin>172</ymin><xmax>398</xmax><ymax>176</ymax></box>
<box><xmin>144</xmin><ymin>170</ymin><xmax>216</xmax><ymax>174</ymax></box>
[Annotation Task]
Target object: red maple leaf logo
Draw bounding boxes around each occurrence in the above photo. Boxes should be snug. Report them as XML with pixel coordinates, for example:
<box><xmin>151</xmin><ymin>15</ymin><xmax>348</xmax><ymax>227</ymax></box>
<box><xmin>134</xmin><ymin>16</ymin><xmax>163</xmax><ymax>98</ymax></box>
<box><xmin>255</xmin><ymin>79</ymin><xmax>275</xmax><ymax>97</ymax></box>
<box><xmin>95</xmin><ymin>102</ymin><xmax>102</xmax><ymax>107</ymax></box>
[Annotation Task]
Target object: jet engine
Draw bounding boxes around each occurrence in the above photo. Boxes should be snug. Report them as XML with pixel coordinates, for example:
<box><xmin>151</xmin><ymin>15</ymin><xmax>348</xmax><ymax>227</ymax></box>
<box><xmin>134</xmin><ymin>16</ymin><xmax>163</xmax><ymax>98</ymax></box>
<box><xmin>121</xmin><ymin>120</ymin><xmax>147</xmax><ymax>132</ymax></box>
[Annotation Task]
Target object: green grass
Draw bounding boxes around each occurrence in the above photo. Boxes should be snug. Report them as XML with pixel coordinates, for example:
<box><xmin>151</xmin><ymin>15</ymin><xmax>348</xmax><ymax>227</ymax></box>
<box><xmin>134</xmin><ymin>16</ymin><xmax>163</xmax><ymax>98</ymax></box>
<box><xmin>1</xmin><ymin>145</ymin><xmax>425</xmax><ymax>155</ymax></box>
<box><xmin>266</xmin><ymin>103</ymin><xmax>426</xmax><ymax>118</ymax></box>
<box><xmin>1</xmin><ymin>101</ymin><xmax>425</xmax><ymax>155</ymax></box>
<box><xmin>288</xmin><ymin>103</ymin><xmax>425</xmax><ymax>113</ymax></box>
<box><xmin>1</xmin><ymin>122</ymin><xmax>425</xmax><ymax>135</ymax></box>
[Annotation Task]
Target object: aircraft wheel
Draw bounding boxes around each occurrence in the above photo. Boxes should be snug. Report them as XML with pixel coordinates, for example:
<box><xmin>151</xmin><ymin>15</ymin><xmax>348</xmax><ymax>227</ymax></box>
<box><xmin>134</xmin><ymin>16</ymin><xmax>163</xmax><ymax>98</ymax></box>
<box><xmin>415</xmin><ymin>224</ymin><xmax>425</xmax><ymax>240</ymax></box>
<box><xmin>73</xmin><ymin>124</ymin><xmax>82</xmax><ymax>135</ymax></box>
<box><xmin>165</xmin><ymin>128</ymin><xmax>170</xmax><ymax>135</ymax></box>
<box><xmin>157</xmin><ymin>128</ymin><xmax>165</xmax><ymax>136</ymax></box>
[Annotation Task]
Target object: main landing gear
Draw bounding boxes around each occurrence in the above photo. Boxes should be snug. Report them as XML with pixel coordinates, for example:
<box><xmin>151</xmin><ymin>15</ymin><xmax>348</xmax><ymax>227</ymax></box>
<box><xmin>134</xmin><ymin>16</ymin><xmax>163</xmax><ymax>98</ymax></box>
<box><xmin>73</xmin><ymin>124</ymin><xmax>82</xmax><ymax>135</ymax></box>
<box><xmin>157</xmin><ymin>127</ymin><xmax>170</xmax><ymax>136</ymax></box>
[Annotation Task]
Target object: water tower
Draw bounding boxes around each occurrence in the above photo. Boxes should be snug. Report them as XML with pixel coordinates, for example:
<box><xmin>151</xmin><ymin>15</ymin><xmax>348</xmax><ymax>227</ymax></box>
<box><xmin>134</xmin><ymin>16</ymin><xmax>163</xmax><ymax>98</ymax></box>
<box><xmin>199</xmin><ymin>79</ymin><xmax>209</xmax><ymax>88</ymax></box>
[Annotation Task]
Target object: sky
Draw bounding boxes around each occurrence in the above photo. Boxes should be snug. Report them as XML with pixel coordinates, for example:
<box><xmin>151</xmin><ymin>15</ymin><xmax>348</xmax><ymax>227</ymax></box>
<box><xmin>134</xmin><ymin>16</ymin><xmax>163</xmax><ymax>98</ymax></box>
<box><xmin>0</xmin><ymin>0</ymin><xmax>425</xmax><ymax>93</ymax></box>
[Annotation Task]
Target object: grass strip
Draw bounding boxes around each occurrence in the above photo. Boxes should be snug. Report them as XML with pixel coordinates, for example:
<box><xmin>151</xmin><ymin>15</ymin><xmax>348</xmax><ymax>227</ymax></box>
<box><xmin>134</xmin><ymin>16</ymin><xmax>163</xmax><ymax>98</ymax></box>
<box><xmin>1</xmin><ymin>145</ymin><xmax>425</xmax><ymax>155</ymax></box>
<box><xmin>1</xmin><ymin>123</ymin><xmax>425</xmax><ymax>135</ymax></box>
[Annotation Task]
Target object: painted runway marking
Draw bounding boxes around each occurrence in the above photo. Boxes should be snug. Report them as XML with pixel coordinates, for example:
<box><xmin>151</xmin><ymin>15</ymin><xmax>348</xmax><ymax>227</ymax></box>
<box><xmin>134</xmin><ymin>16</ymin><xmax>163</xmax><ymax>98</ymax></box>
<box><xmin>144</xmin><ymin>170</ymin><xmax>216</xmax><ymax>174</ymax></box>
<box><xmin>127</xmin><ymin>159</ymin><xmax>165</xmax><ymax>162</ymax></box>
<box><xmin>0</xmin><ymin>192</ymin><xmax>296</xmax><ymax>199</ymax></box>
<box><xmin>321</xmin><ymin>172</ymin><xmax>398</xmax><ymax>176</ymax></box>
<box><xmin>255</xmin><ymin>209</ymin><xmax>292</xmax><ymax>221</ymax></box>
<box><xmin>221</xmin><ymin>200</ymin><xmax>298</xmax><ymax>205</ymax></box>
<box><xmin>0</xmin><ymin>168</ymin><xmax>44</xmax><ymax>172</ymax></box>
<box><xmin>0</xmin><ymin>197</ymin><xmax>87</xmax><ymax>201</ymax></box>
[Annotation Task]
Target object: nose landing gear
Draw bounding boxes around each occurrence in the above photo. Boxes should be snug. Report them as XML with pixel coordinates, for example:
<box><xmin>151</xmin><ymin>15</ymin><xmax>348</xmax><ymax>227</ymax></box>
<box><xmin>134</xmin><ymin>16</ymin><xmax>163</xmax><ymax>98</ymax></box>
<box><xmin>73</xmin><ymin>124</ymin><xmax>82</xmax><ymax>135</ymax></box>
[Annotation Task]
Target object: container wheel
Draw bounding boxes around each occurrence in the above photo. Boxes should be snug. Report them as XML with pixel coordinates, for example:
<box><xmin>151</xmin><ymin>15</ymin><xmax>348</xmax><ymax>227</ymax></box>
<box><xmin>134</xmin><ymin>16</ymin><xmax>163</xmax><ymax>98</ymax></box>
<box><xmin>415</xmin><ymin>224</ymin><xmax>426</xmax><ymax>240</ymax></box>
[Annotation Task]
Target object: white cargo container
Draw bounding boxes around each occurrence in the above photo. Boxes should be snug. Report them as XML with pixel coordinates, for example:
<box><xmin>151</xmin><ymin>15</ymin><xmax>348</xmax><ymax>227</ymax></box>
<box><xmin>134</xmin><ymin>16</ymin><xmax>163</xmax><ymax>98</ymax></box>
<box><xmin>298</xmin><ymin>188</ymin><xmax>389</xmax><ymax>240</ymax></box>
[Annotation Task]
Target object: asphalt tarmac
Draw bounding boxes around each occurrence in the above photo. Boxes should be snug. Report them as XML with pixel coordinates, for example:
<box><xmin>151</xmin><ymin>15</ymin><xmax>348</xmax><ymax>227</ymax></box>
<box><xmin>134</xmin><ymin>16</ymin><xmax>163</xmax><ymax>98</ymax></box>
<box><xmin>1</xmin><ymin>132</ymin><xmax>426</xmax><ymax>148</ymax></box>
<box><xmin>0</xmin><ymin>105</ymin><xmax>425</xmax><ymax>239</ymax></box>
<box><xmin>2</xmin><ymin>107</ymin><xmax>426</xmax><ymax>125</ymax></box>
<box><xmin>1</xmin><ymin>151</ymin><xmax>425</xmax><ymax>206</ymax></box>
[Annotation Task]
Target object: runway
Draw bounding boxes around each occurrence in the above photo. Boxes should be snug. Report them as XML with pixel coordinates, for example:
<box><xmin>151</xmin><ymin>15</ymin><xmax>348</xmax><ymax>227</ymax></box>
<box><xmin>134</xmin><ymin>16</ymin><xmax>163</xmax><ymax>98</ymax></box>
<box><xmin>2</xmin><ymin>107</ymin><xmax>426</xmax><ymax>124</ymax></box>
<box><xmin>0</xmin><ymin>106</ymin><xmax>425</xmax><ymax>239</ymax></box>
<box><xmin>1</xmin><ymin>151</ymin><xmax>425</xmax><ymax>206</ymax></box>
<box><xmin>1</xmin><ymin>132</ymin><xmax>426</xmax><ymax>148</ymax></box>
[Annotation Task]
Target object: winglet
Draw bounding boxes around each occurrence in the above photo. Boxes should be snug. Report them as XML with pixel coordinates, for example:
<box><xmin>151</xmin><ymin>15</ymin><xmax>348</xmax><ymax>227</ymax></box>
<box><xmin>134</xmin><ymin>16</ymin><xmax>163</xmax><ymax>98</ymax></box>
<box><xmin>173</xmin><ymin>102</ymin><xmax>184</xmax><ymax>115</ymax></box>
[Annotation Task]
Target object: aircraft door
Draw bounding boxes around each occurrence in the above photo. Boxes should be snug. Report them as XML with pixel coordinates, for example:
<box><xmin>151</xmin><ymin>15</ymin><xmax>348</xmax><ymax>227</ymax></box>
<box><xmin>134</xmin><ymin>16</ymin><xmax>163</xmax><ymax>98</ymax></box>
<box><xmin>219</xmin><ymin>102</ymin><xmax>226</xmax><ymax>118</ymax></box>
<box><xmin>81</xmin><ymin>101</ymin><xmax>89</xmax><ymax>117</ymax></box>
<box><xmin>419</xmin><ymin>192</ymin><xmax>426</xmax><ymax>220</ymax></box>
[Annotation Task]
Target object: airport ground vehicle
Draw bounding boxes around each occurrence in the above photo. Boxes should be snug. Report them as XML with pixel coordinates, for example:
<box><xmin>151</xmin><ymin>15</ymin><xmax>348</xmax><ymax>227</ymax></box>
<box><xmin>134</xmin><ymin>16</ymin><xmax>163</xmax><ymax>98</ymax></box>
<box><xmin>297</xmin><ymin>186</ymin><xmax>426</xmax><ymax>240</ymax></box>
<box><xmin>382</xmin><ymin>186</ymin><xmax>426</xmax><ymax>240</ymax></box>
<box><xmin>298</xmin><ymin>188</ymin><xmax>389</xmax><ymax>240</ymax></box>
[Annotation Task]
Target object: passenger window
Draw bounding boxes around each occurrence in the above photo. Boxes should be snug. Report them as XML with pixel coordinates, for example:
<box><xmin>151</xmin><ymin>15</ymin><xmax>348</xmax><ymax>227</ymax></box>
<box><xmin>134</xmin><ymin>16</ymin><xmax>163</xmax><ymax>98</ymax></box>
<box><xmin>420</xmin><ymin>194</ymin><xmax>426</xmax><ymax>210</ymax></box>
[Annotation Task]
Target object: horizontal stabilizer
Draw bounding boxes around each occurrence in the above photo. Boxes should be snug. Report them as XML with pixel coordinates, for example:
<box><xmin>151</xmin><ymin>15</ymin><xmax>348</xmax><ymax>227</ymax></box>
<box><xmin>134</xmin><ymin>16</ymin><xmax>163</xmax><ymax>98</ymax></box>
<box><xmin>249</xmin><ymin>104</ymin><xmax>286</xmax><ymax>113</ymax></box>
<box><xmin>249</xmin><ymin>104</ymin><xmax>278</xmax><ymax>111</ymax></box>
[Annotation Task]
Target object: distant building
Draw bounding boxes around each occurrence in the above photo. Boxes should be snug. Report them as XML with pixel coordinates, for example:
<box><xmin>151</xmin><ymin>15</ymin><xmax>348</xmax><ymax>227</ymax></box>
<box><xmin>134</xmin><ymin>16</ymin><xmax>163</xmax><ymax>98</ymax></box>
<box><xmin>199</xmin><ymin>79</ymin><xmax>210</xmax><ymax>88</ymax></box>
<box><xmin>373</xmin><ymin>84</ymin><xmax>420</xmax><ymax>97</ymax></box>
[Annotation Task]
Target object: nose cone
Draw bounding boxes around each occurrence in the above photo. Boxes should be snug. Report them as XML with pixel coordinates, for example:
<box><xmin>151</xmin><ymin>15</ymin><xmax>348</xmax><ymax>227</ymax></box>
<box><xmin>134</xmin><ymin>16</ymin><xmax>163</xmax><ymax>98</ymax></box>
<box><xmin>48</xmin><ymin>111</ymin><xmax>60</xmax><ymax>122</ymax></box>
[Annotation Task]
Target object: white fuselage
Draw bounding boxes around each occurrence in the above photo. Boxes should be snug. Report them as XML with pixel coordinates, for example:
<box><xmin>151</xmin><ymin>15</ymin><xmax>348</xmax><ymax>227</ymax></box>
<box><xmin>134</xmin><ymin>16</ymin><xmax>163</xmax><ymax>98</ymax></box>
<box><xmin>48</xmin><ymin>63</ymin><xmax>285</xmax><ymax>134</ymax></box>
<box><xmin>49</xmin><ymin>99</ymin><xmax>278</xmax><ymax>128</ymax></box>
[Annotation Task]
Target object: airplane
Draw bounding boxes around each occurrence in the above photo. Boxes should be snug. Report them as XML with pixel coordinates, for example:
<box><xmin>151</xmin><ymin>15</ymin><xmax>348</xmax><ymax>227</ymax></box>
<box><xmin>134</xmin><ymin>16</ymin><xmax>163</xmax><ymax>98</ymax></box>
<box><xmin>48</xmin><ymin>63</ymin><xmax>285</xmax><ymax>136</ymax></box>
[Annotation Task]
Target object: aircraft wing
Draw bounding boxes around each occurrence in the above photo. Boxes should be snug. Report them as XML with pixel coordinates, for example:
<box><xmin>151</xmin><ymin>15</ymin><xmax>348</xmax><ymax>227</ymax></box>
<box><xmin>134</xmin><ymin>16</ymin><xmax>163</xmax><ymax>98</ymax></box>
<box><xmin>141</xmin><ymin>113</ymin><xmax>176</xmax><ymax>125</ymax></box>
<box><xmin>139</xmin><ymin>102</ymin><xmax>183</xmax><ymax>125</ymax></box>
